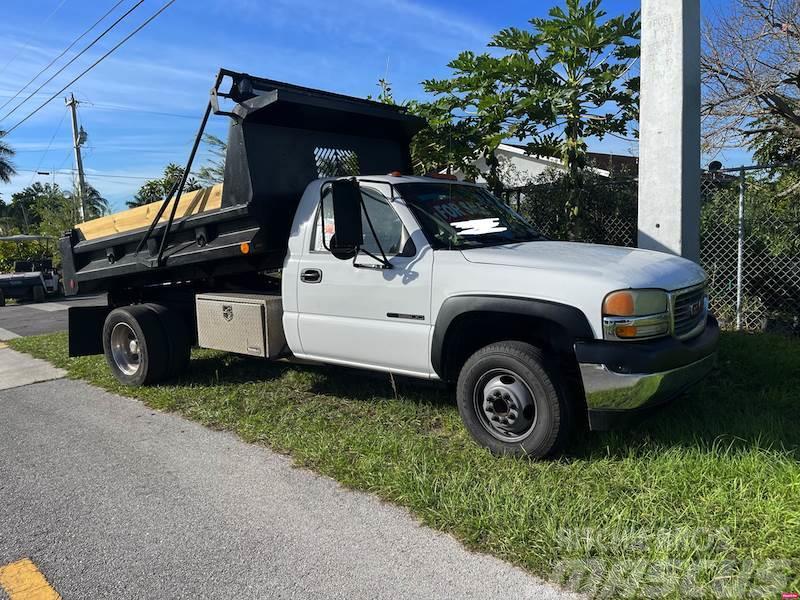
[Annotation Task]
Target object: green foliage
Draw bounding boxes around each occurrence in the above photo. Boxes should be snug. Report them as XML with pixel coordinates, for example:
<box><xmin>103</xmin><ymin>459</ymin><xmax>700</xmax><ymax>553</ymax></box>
<box><xmin>195</xmin><ymin>134</ymin><xmax>226</xmax><ymax>187</ymax></box>
<box><xmin>702</xmin><ymin>169</ymin><xmax>800</xmax><ymax>256</ymax></box>
<box><xmin>33</xmin><ymin>185</ymin><xmax>80</xmax><ymax>238</ymax></box>
<box><xmin>11</xmin><ymin>331</ymin><xmax>800</xmax><ymax>598</ymax></box>
<box><xmin>418</xmin><ymin>0</ymin><xmax>640</xmax><ymax>207</ymax></box>
<box><xmin>0</xmin><ymin>239</ymin><xmax>51</xmax><ymax>272</ymax></box>
<box><xmin>129</xmin><ymin>163</ymin><xmax>201</xmax><ymax>208</ymax></box>
<box><xmin>367</xmin><ymin>78</ymin><xmax>397</xmax><ymax>106</ymax></box>
<box><xmin>701</xmin><ymin>169</ymin><xmax>800</xmax><ymax>329</ymax></box>
<box><xmin>8</xmin><ymin>182</ymin><xmax>57</xmax><ymax>233</ymax></box>
<box><xmin>1</xmin><ymin>182</ymin><xmax>106</xmax><ymax>237</ymax></box>
<box><xmin>406</xmin><ymin>99</ymin><xmax>487</xmax><ymax>181</ymax></box>
<box><xmin>0</xmin><ymin>131</ymin><xmax>16</xmax><ymax>183</ymax></box>
<box><xmin>81</xmin><ymin>184</ymin><xmax>110</xmax><ymax>220</ymax></box>
<box><xmin>515</xmin><ymin>167</ymin><xmax>637</xmax><ymax>243</ymax></box>
<box><xmin>0</xmin><ymin>197</ymin><xmax>19</xmax><ymax>235</ymax></box>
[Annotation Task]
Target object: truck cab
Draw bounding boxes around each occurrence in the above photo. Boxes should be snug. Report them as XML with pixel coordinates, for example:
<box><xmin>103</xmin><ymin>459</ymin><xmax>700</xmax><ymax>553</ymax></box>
<box><xmin>60</xmin><ymin>70</ymin><xmax>717</xmax><ymax>458</ymax></box>
<box><xmin>280</xmin><ymin>175</ymin><xmax>717</xmax><ymax>456</ymax></box>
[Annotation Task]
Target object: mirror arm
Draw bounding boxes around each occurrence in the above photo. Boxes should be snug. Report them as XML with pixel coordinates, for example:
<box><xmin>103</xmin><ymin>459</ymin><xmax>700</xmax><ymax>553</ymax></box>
<box><xmin>357</xmin><ymin>195</ymin><xmax>392</xmax><ymax>269</ymax></box>
<box><xmin>353</xmin><ymin>249</ymin><xmax>392</xmax><ymax>270</ymax></box>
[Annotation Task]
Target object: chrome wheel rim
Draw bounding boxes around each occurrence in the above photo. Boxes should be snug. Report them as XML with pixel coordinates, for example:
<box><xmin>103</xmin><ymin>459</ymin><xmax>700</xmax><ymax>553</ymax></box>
<box><xmin>473</xmin><ymin>368</ymin><xmax>537</xmax><ymax>442</ymax></box>
<box><xmin>110</xmin><ymin>322</ymin><xmax>141</xmax><ymax>376</ymax></box>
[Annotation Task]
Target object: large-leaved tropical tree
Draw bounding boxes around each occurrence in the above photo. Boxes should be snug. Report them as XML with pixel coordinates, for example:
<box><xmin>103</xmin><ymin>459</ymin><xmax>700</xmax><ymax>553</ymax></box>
<box><xmin>419</xmin><ymin>0</ymin><xmax>640</xmax><ymax>231</ymax></box>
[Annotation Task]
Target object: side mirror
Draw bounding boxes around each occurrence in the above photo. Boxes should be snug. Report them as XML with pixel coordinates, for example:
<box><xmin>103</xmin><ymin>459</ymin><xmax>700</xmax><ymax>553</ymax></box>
<box><xmin>329</xmin><ymin>179</ymin><xmax>363</xmax><ymax>260</ymax></box>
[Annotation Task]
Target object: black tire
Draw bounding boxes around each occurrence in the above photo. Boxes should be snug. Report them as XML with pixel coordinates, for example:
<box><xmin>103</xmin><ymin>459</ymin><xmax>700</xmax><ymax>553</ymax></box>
<box><xmin>0</xmin><ymin>289</ymin><xmax>5</xmax><ymax>307</ymax></box>
<box><xmin>32</xmin><ymin>285</ymin><xmax>45</xmax><ymax>303</ymax></box>
<box><xmin>144</xmin><ymin>303</ymin><xmax>191</xmax><ymax>378</ymax></box>
<box><xmin>102</xmin><ymin>305</ymin><xmax>169</xmax><ymax>386</ymax></box>
<box><xmin>456</xmin><ymin>341</ymin><xmax>573</xmax><ymax>458</ymax></box>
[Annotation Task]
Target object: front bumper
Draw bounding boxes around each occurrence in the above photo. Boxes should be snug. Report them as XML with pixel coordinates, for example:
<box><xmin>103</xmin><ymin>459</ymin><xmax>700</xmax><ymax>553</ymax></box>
<box><xmin>575</xmin><ymin>315</ymin><xmax>719</xmax><ymax>430</ymax></box>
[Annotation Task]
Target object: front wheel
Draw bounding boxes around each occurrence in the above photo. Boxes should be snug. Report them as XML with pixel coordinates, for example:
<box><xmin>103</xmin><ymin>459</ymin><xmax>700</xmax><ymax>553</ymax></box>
<box><xmin>456</xmin><ymin>341</ymin><xmax>572</xmax><ymax>458</ymax></box>
<box><xmin>32</xmin><ymin>285</ymin><xmax>45</xmax><ymax>303</ymax></box>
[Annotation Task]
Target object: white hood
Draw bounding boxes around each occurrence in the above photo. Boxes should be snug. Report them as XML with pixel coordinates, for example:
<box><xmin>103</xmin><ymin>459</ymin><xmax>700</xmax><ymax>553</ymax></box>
<box><xmin>460</xmin><ymin>241</ymin><xmax>706</xmax><ymax>291</ymax></box>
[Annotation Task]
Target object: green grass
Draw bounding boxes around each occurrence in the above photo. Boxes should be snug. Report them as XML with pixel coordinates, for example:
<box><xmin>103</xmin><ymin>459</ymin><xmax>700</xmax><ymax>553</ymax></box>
<box><xmin>10</xmin><ymin>332</ymin><xmax>800</xmax><ymax>598</ymax></box>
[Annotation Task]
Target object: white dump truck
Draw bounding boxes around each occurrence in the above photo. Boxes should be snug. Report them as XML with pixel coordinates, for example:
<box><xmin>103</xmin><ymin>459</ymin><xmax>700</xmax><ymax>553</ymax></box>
<box><xmin>60</xmin><ymin>69</ymin><xmax>718</xmax><ymax>458</ymax></box>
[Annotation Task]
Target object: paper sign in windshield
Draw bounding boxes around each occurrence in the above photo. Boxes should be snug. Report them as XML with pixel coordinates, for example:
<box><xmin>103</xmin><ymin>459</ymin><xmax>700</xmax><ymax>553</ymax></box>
<box><xmin>451</xmin><ymin>218</ymin><xmax>508</xmax><ymax>236</ymax></box>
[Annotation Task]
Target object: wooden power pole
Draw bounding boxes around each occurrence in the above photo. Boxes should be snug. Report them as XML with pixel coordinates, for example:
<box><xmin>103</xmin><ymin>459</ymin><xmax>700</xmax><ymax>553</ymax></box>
<box><xmin>65</xmin><ymin>93</ymin><xmax>88</xmax><ymax>222</ymax></box>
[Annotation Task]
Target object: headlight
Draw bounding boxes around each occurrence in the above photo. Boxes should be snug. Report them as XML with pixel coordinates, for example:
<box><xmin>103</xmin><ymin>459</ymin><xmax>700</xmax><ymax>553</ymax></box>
<box><xmin>602</xmin><ymin>289</ymin><xmax>670</xmax><ymax>340</ymax></box>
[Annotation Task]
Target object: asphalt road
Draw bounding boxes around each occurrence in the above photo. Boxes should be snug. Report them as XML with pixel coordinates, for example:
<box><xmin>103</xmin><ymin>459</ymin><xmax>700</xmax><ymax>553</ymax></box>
<box><xmin>0</xmin><ymin>363</ymin><xmax>577</xmax><ymax>599</ymax></box>
<box><xmin>0</xmin><ymin>294</ymin><xmax>106</xmax><ymax>340</ymax></box>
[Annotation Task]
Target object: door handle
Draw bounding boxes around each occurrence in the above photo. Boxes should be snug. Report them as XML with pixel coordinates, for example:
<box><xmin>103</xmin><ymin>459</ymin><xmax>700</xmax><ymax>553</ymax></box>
<box><xmin>300</xmin><ymin>268</ymin><xmax>322</xmax><ymax>283</ymax></box>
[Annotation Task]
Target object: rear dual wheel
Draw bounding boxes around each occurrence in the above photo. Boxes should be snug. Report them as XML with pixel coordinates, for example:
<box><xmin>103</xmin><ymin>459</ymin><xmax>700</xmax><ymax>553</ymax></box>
<box><xmin>102</xmin><ymin>304</ymin><xmax>191</xmax><ymax>386</ymax></box>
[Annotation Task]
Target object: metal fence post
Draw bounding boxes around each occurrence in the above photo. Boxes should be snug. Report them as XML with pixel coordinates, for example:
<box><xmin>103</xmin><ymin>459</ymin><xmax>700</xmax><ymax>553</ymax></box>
<box><xmin>735</xmin><ymin>167</ymin><xmax>745</xmax><ymax>330</ymax></box>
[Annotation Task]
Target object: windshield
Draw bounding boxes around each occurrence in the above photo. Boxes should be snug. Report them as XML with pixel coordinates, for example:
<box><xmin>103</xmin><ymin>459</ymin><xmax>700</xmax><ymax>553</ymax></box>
<box><xmin>396</xmin><ymin>182</ymin><xmax>544</xmax><ymax>249</ymax></box>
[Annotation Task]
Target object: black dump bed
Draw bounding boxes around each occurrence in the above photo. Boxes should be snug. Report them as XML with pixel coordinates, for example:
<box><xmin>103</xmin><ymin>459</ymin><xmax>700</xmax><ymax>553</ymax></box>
<box><xmin>60</xmin><ymin>68</ymin><xmax>424</xmax><ymax>295</ymax></box>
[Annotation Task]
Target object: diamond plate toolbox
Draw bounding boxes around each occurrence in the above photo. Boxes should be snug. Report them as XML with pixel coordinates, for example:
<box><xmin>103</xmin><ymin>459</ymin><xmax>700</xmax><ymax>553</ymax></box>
<box><xmin>195</xmin><ymin>292</ymin><xmax>286</xmax><ymax>358</ymax></box>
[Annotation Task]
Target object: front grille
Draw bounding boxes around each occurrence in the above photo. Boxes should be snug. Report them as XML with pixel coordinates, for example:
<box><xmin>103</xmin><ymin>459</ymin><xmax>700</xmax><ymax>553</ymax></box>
<box><xmin>672</xmin><ymin>286</ymin><xmax>707</xmax><ymax>339</ymax></box>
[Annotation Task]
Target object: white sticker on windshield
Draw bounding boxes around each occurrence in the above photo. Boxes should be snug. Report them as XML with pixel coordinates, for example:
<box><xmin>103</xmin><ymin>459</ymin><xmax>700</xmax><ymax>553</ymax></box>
<box><xmin>451</xmin><ymin>218</ymin><xmax>508</xmax><ymax>236</ymax></box>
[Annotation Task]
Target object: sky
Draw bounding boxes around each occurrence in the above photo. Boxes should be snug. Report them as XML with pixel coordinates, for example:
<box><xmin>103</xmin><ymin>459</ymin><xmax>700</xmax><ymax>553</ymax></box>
<box><xmin>0</xmin><ymin>0</ymin><xmax>749</xmax><ymax>212</ymax></box>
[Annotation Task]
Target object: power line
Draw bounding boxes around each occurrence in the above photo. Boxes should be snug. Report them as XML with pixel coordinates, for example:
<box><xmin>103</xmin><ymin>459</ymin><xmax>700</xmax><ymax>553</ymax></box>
<box><xmin>16</xmin><ymin>167</ymin><xmax>155</xmax><ymax>181</ymax></box>
<box><xmin>1</xmin><ymin>0</ymin><xmax>146</xmax><ymax>124</ymax></box>
<box><xmin>30</xmin><ymin>107</ymin><xmax>69</xmax><ymax>184</ymax></box>
<box><xmin>0</xmin><ymin>0</ymin><xmax>128</xmax><ymax>115</ymax></box>
<box><xmin>2</xmin><ymin>0</ymin><xmax>177</xmax><ymax>136</ymax></box>
<box><xmin>85</xmin><ymin>102</ymin><xmax>199</xmax><ymax>120</ymax></box>
<box><xmin>0</xmin><ymin>0</ymin><xmax>70</xmax><ymax>77</ymax></box>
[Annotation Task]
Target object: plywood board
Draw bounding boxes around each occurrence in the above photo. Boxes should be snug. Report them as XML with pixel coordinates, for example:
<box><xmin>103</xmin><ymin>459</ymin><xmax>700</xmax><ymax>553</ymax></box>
<box><xmin>77</xmin><ymin>184</ymin><xmax>224</xmax><ymax>241</ymax></box>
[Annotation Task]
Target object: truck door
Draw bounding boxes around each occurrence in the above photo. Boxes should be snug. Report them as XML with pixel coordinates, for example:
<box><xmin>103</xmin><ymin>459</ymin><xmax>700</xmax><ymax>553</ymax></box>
<box><xmin>295</xmin><ymin>185</ymin><xmax>434</xmax><ymax>377</ymax></box>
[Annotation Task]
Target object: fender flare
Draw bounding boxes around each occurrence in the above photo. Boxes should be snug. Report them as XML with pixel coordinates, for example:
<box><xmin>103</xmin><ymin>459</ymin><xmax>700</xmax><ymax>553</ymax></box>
<box><xmin>431</xmin><ymin>294</ymin><xmax>595</xmax><ymax>379</ymax></box>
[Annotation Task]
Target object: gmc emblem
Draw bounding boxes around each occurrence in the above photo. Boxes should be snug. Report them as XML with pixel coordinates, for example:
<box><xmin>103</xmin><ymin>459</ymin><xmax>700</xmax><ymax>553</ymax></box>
<box><xmin>689</xmin><ymin>301</ymin><xmax>702</xmax><ymax>317</ymax></box>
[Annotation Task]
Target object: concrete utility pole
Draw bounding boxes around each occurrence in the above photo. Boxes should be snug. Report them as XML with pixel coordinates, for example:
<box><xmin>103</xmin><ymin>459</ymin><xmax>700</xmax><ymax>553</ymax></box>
<box><xmin>65</xmin><ymin>93</ymin><xmax>88</xmax><ymax>222</ymax></box>
<box><xmin>637</xmin><ymin>0</ymin><xmax>701</xmax><ymax>262</ymax></box>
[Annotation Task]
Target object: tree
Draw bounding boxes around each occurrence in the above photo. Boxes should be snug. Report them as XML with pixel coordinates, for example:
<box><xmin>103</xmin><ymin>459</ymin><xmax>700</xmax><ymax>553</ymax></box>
<box><xmin>0</xmin><ymin>132</ymin><xmax>16</xmax><ymax>183</ymax></box>
<box><xmin>420</xmin><ymin>0</ymin><xmax>640</xmax><ymax>230</ymax></box>
<box><xmin>32</xmin><ymin>184</ymin><xmax>80</xmax><ymax>237</ymax></box>
<box><xmin>195</xmin><ymin>134</ymin><xmax>226</xmax><ymax>186</ymax></box>
<box><xmin>81</xmin><ymin>184</ymin><xmax>109</xmax><ymax>220</ymax></box>
<box><xmin>0</xmin><ymin>198</ymin><xmax>16</xmax><ymax>235</ymax></box>
<box><xmin>128</xmin><ymin>163</ymin><xmax>201</xmax><ymax>208</ymax></box>
<box><xmin>407</xmin><ymin>99</ymin><xmax>489</xmax><ymax>181</ymax></box>
<box><xmin>702</xmin><ymin>0</ymin><xmax>800</xmax><ymax>165</ymax></box>
<box><xmin>8</xmin><ymin>183</ymin><xmax>52</xmax><ymax>233</ymax></box>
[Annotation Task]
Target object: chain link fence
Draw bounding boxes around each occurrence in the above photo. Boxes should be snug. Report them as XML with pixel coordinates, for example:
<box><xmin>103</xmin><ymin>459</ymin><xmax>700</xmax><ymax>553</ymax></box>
<box><xmin>701</xmin><ymin>168</ymin><xmax>800</xmax><ymax>333</ymax></box>
<box><xmin>504</xmin><ymin>166</ymin><xmax>800</xmax><ymax>334</ymax></box>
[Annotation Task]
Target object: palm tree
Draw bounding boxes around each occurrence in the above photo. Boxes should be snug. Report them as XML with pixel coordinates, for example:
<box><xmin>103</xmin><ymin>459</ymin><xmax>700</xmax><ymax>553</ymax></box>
<box><xmin>81</xmin><ymin>184</ymin><xmax>110</xmax><ymax>219</ymax></box>
<box><xmin>0</xmin><ymin>132</ymin><xmax>17</xmax><ymax>183</ymax></box>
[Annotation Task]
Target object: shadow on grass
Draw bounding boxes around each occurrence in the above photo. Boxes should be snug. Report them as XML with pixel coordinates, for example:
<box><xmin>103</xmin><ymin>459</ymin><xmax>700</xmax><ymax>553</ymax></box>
<box><xmin>188</xmin><ymin>332</ymin><xmax>800</xmax><ymax>459</ymax></box>
<box><xmin>180</xmin><ymin>352</ymin><xmax>455</xmax><ymax>408</ymax></box>
<box><xmin>183</xmin><ymin>332</ymin><xmax>799</xmax><ymax>457</ymax></box>
<box><xmin>60</xmin><ymin>329</ymin><xmax>800</xmax><ymax>459</ymax></box>
<box><xmin>584</xmin><ymin>332</ymin><xmax>800</xmax><ymax>458</ymax></box>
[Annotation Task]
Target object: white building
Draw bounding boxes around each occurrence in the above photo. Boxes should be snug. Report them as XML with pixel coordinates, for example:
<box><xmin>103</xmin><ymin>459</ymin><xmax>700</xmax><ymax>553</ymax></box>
<box><xmin>453</xmin><ymin>143</ymin><xmax>639</xmax><ymax>188</ymax></box>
